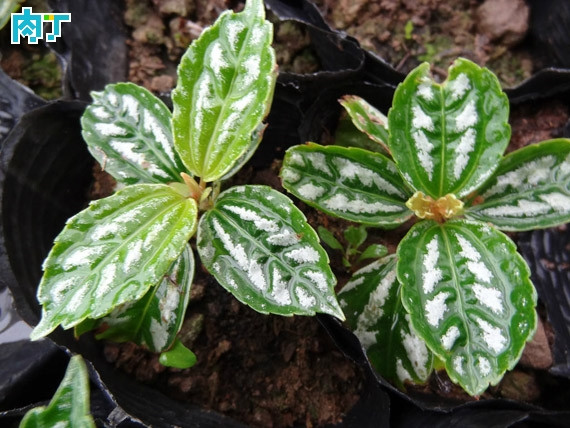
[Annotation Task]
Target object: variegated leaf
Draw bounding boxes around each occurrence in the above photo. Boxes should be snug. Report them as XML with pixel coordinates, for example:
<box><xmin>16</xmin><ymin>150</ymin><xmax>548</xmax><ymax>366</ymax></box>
<box><xmin>397</xmin><ymin>219</ymin><xmax>537</xmax><ymax>396</ymax></box>
<box><xmin>31</xmin><ymin>184</ymin><xmax>198</xmax><ymax>340</ymax></box>
<box><xmin>465</xmin><ymin>139</ymin><xmax>570</xmax><ymax>231</ymax></box>
<box><xmin>281</xmin><ymin>144</ymin><xmax>413</xmax><ymax>227</ymax></box>
<box><xmin>96</xmin><ymin>244</ymin><xmax>194</xmax><ymax>353</ymax></box>
<box><xmin>172</xmin><ymin>0</ymin><xmax>276</xmax><ymax>182</ymax></box>
<box><xmin>82</xmin><ymin>83</ymin><xmax>187</xmax><ymax>185</ymax></box>
<box><xmin>339</xmin><ymin>95</ymin><xmax>390</xmax><ymax>154</ymax></box>
<box><xmin>220</xmin><ymin>123</ymin><xmax>267</xmax><ymax>181</ymax></box>
<box><xmin>20</xmin><ymin>355</ymin><xmax>95</xmax><ymax>428</ymax></box>
<box><xmin>197</xmin><ymin>185</ymin><xmax>344</xmax><ymax>319</ymax></box>
<box><xmin>339</xmin><ymin>256</ymin><xmax>433</xmax><ymax>387</ymax></box>
<box><xmin>388</xmin><ymin>58</ymin><xmax>510</xmax><ymax>199</ymax></box>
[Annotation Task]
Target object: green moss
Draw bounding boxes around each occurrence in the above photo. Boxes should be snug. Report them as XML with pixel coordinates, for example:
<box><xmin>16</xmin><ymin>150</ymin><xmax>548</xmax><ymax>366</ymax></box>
<box><xmin>22</xmin><ymin>51</ymin><xmax>62</xmax><ymax>100</ymax></box>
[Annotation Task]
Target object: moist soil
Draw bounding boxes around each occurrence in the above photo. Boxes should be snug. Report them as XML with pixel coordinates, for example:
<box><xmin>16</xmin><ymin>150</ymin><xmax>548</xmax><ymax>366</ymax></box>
<box><xmin>3</xmin><ymin>0</ymin><xmax>570</xmax><ymax>427</ymax></box>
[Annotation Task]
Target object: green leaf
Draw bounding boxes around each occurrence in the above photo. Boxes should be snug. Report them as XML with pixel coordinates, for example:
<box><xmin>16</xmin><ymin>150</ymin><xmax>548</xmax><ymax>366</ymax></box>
<box><xmin>334</xmin><ymin>114</ymin><xmax>388</xmax><ymax>154</ymax></box>
<box><xmin>159</xmin><ymin>338</ymin><xmax>197</xmax><ymax>369</ymax></box>
<box><xmin>172</xmin><ymin>0</ymin><xmax>277</xmax><ymax>182</ymax></box>
<box><xmin>358</xmin><ymin>244</ymin><xmax>388</xmax><ymax>262</ymax></box>
<box><xmin>281</xmin><ymin>143</ymin><xmax>413</xmax><ymax>227</ymax></box>
<box><xmin>344</xmin><ymin>225</ymin><xmax>367</xmax><ymax>248</ymax></box>
<box><xmin>220</xmin><ymin>123</ymin><xmax>267</xmax><ymax>181</ymax></box>
<box><xmin>318</xmin><ymin>226</ymin><xmax>343</xmax><ymax>251</ymax></box>
<box><xmin>31</xmin><ymin>184</ymin><xmax>198</xmax><ymax>340</ymax></box>
<box><xmin>0</xmin><ymin>1</ymin><xmax>21</xmax><ymax>31</ymax></box>
<box><xmin>197</xmin><ymin>185</ymin><xmax>344</xmax><ymax>319</ymax></box>
<box><xmin>339</xmin><ymin>95</ymin><xmax>390</xmax><ymax>154</ymax></box>
<box><xmin>19</xmin><ymin>355</ymin><xmax>95</xmax><ymax>428</ymax></box>
<box><xmin>95</xmin><ymin>244</ymin><xmax>194</xmax><ymax>352</ymax></box>
<box><xmin>397</xmin><ymin>219</ymin><xmax>537</xmax><ymax>396</ymax></box>
<box><xmin>388</xmin><ymin>58</ymin><xmax>510</xmax><ymax>199</ymax></box>
<box><xmin>465</xmin><ymin>139</ymin><xmax>570</xmax><ymax>231</ymax></box>
<box><xmin>81</xmin><ymin>83</ymin><xmax>187</xmax><ymax>185</ymax></box>
<box><xmin>339</xmin><ymin>256</ymin><xmax>433</xmax><ymax>387</ymax></box>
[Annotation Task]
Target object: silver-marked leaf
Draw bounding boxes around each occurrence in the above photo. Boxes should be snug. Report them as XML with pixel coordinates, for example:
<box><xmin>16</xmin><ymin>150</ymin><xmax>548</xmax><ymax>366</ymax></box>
<box><xmin>172</xmin><ymin>0</ymin><xmax>277</xmax><ymax>182</ymax></box>
<box><xmin>339</xmin><ymin>256</ymin><xmax>433</xmax><ymax>388</ymax></box>
<box><xmin>397</xmin><ymin>219</ymin><xmax>537</xmax><ymax>396</ymax></box>
<box><xmin>220</xmin><ymin>123</ymin><xmax>267</xmax><ymax>181</ymax></box>
<box><xmin>81</xmin><ymin>83</ymin><xmax>187</xmax><ymax>185</ymax></box>
<box><xmin>20</xmin><ymin>355</ymin><xmax>95</xmax><ymax>428</ymax></box>
<box><xmin>96</xmin><ymin>244</ymin><xmax>194</xmax><ymax>353</ymax></box>
<box><xmin>197</xmin><ymin>185</ymin><xmax>344</xmax><ymax>319</ymax></box>
<box><xmin>340</xmin><ymin>95</ymin><xmax>390</xmax><ymax>154</ymax></box>
<box><xmin>465</xmin><ymin>139</ymin><xmax>570</xmax><ymax>231</ymax></box>
<box><xmin>388</xmin><ymin>58</ymin><xmax>510</xmax><ymax>199</ymax></box>
<box><xmin>281</xmin><ymin>143</ymin><xmax>413</xmax><ymax>227</ymax></box>
<box><xmin>31</xmin><ymin>184</ymin><xmax>198</xmax><ymax>340</ymax></box>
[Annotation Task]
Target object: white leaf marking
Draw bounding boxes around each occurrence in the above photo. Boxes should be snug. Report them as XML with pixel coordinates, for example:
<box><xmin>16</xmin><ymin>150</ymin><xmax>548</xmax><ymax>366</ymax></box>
<box><xmin>441</xmin><ymin>325</ymin><xmax>460</xmax><ymax>350</ymax></box>
<box><xmin>63</xmin><ymin>246</ymin><xmax>106</xmax><ymax>270</ymax></box>
<box><xmin>425</xmin><ymin>291</ymin><xmax>449</xmax><ymax>327</ymax></box>
<box><xmin>224</xmin><ymin>205</ymin><xmax>278</xmax><ymax>233</ymax></box>
<box><xmin>304</xmin><ymin>270</ymin><xmax>328</xmax><ymax>292</ymax></box>
<box><xmin>305</xmin><ymin>152</ymin><xmax>332</xmax><ymax>175</ymax></box>
<box><xmin>354</xmin><ymin>269</ymin><xmax>397</xmax><ymax>348</ymax></box>
<box><xmin>212</xmin><ymin>219</ymin><xmax>267</xmax><ymax>291</ymax></box>
<box><xmin>456</xmin><ymin>235</ymin><xmax>493</xmax><ymax>283</ymax></box>
<box><xmin>297</xmin><ymin>183</ymin><xmax>325</xmax><ymax>200</ymax></box>
<box><xmin>272</xmin><ymin>268</ymin><xmax>291</xmax><ymax>305</ymax></box>
<box><xmin>402</xmin><ymin>314</ymin><xmax>430</xmax><ymax>379</ymax></box>
<box><xmin>96</xmin><ymin>263</ymin><xmax>117</xmax><ymax>298</ymax></box>
<box><xmin>149</xmin><ymin>318</ymin><xmax>168</xmax><ymax>350</ymax></box>
<box><xmin>95</xmin><ymin>123</ymin><xmax>127</xmax><ymax>137</ymax></box>
<box><xmin>475</xmin><ymin>316</ymin><xmax>506</xmax><ymax>353</ymax></box>
<box><xmin>483</xmin><ymin>156</ymin><xmax>556</xmax><ymax>198</ymax></box>
<box><xmin>295</xmin><ymin>287</ymin><xmax>316</xmax><ymax>308</ymax></box>
<box><xmin>121</xmin><ymin>94</ymin><xmax>139</xmax><ymax>121</ymax></box>
<box><xmin>266</xmin><ymin>230</ymin><xmax>299</xmax><ymax>247</ymax></box>
<box><xmin>396</xmin><ymin>358</ymin><xmax>412</xmax><ymax>382</ymax></box>
<box><xmin>333</xmin><ymin>158</ymin><xmax>405</xmax><ymax>197</ymax></box>
<box><xmin>453</xmin><ymin>355</ymin><xmax>465</xmax><ymax>375</ymax></box>
<box><xmin>454</xmin><ymin>99</ymin><xmax>478</xmax><ymax>132</ymax></box>
<box><xmin>472</xmin><ymin>284</ymin><xmax>503</xmax><ymax>314</ymax></box>
<box><xmin>422</xmin><ymin>236</ymin><xmax>442</xmax><ymax>294</ymax></box>
<box><xmin>412</xmin><ymin>130</ymin><xmax>434</xmax><ymax>179</ymax></box>
<box><xmin>323</xmin><ymin>194</ymin><xmax>403</xmax><ymax>214</ymax></box>
<box><xmin>285</xmin><ymin>246</ymin><xmax>320</xmax><ymax>264</ymax></box>
<box><xmin>448</xmin><ymin>73</ymin><xmax>470</xmax><ymax>101</ymax></box>
<box><xmin>412</xmin><ymin>105</ymin><xmax>434</xmax><ymax>131</ymax></box>
<box><xmin>417</xmin><ymin>80</ymin><xmax>434</xmax><ymax>101</ymax></box>
<box><xmin>453</xmin><ymin>128</ymin><xmax>476</xmax><ymax>179</ymax></box>
<box><xmin>477</xmin><ymin>355</ymin><xmax>491</xmax><ymax>376</ymax></box>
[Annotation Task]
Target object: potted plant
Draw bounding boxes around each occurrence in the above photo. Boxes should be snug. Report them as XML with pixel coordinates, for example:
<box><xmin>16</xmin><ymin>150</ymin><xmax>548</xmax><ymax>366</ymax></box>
<box><xmin>2</xmin><ymin>0</ymin><xmax>570</xmax><ymax>426</ymax></box>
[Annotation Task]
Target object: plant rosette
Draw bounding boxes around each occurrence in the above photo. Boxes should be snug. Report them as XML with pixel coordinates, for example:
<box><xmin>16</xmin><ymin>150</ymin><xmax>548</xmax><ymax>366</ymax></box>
<box><xmin>281</xmin><ymin>58</ymin><xmax>570</xmax><ymax>396</ymax></box>
<box><xmin>29</xmin><ymin>0</ymin><xmax>344</xmax><ymax>369</ymax></box>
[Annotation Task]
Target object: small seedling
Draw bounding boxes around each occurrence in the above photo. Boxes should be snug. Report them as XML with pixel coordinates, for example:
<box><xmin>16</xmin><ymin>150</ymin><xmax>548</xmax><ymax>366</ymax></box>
<box><xmin>318</xmin><ymin>225</ymin><xmax>387</xmax><ymax>268</ymax></box>
<box><xmin>19</xmin><ymin>355</ymin><xmax>95</xmax><ymax>428</ymax></box>
<box><xmin>30</xmin><ymin>0</ymin><xmax>344</xmax><ymax>368</ymax></box>
<box><xmin>281</xmin><ymin>58</ymin><xmax>570</xmax><ymax>395</ymax></box>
